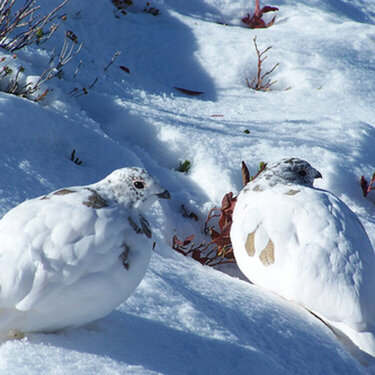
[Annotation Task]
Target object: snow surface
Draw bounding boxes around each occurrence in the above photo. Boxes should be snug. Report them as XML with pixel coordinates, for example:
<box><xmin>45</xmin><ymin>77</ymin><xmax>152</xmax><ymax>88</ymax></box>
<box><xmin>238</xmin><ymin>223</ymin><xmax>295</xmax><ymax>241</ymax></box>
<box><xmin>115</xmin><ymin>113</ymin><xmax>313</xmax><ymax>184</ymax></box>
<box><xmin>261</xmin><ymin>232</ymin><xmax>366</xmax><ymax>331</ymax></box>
<box><xmin>0</xmin><ymin>0</ymin><xmax>374</xmax><ymax>373</ymax></box>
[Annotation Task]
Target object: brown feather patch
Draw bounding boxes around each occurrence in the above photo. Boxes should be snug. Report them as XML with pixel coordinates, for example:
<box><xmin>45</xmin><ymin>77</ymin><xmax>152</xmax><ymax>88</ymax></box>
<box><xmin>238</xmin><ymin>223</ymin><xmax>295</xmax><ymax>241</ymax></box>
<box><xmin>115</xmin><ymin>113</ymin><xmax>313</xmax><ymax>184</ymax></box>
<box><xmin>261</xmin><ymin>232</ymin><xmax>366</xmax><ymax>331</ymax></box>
<box><xmin>245</xmin><ymin>231</ymin><xmax>256</xmax><ymax>257</ymax></box>
<box><xmin>140</xmin><ymin>217</ymin><xmax>152</xmax><ymax>238</ymax></box>
<box><xmin>259</xmin><ymin>239</ymin><xmax>275</xmax><ymax>266</ymax></box>
<box><xmin>285</xmin><ymin>189</ymin><xmax>300</xmax><ymax>196</ymax></box>
<box><xmin>120</xmin><ymin>243</ymin><xmax>130</xmax><ymax>270</ymax></box>
<box><xmin>82</xmin><ymin>189</ymin><xmax>108</xmax><ymax>209</ymax></box>
<box><xmin>128</xmin><ymin>217</ymin><xmax>152</xmax><ymax>238</ymax></box>
<box><xmin>53</xmin><ymin>188</ymin><xmax>75</xmax><ymax>196</ymax></box>
<box><xmin>128</xmin><ymin>217</ymin><xmax>141</xmax><ymax>234</ymax></box>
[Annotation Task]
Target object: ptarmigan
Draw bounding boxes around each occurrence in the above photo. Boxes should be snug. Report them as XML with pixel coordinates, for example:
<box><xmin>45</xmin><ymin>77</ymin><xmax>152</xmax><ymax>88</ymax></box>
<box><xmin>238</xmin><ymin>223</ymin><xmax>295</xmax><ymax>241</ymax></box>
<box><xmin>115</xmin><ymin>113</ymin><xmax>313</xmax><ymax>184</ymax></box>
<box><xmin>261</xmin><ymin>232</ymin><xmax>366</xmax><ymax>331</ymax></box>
<box><xmin>230</xmin><ymin>158</ymin><xmax>375</xmax><ymax>361</ymax></box>
<box><xmin>0</xmin><ymin>167</ymin><xmax>170</xmax><ymax>338</ymax></box>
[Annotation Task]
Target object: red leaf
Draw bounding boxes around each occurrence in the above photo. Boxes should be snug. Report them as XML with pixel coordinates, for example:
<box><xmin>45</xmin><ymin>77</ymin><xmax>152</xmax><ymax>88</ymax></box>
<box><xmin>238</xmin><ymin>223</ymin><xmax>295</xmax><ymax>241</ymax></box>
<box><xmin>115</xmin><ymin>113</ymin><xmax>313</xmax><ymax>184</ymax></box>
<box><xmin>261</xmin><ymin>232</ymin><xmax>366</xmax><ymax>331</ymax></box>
<box><xmin>218</xmin><ymin>214</ymin><xmax>230</xmax><ymax>234</ymax></box>
<box><xmin>209</xmin><ymin>228</ymin><xmax>222</xmax><ymax>240</ymax></box>
<box><xmin>120</xmin><ymin>65</ymin><xmax>130</xmax><ymax>74</ymax></box>
<box><xmin>218</xmin><ymin>221</ymin><xmax>233</xmax><ymax>237</ymax></box>
<box><xmin>241</xmin><ymin>2</ymin><xmax>278</xmax><ymax>29</ymax></box>
<box><xmin>242</xmin><ymin>161</ymin><xmax>250</xmax><ymax>186</ymax></box>
<box><xmin>220</xmin><ymin>194</ymin><xmax>237</xmax><ymax>224</ymax></box>
<box><xmin>209</xmin><ymin>228</ymin><xmax>231</xmax><ymax>247</ymax></box>
<box><xmin>212</xmin><ymin>236</ymin><xmax>231</xmax><ymax>248</ymax></box>
<box><xmin>221</xmin><ymin>192</ymin><xmax>236</xmax><ymax>211</ymax></box>
<box><xmin>192</xmin><ymin>250</ymin><xmax>207</xmax><ymax>264</ymax></box>
<box><xmin>241</xmin><ymin>13</ymin><xmax>252</xmax><ymax>24</ymax></box>
<box><xmin>370</xmin><ymin>173</ymin><xmax>375</xmax><ymax>190</ymax></box>
<box><xmin>174</xmin><ymin>86</ymin><xmax>204</xmax><ymax>96</ymax></box>
<box><xmin>192</xmin><ymin>250</ymin><xmax>201</xmax><ymax>260</ymax></box>
<box><xmin>173</xmin><ymin>234</ymin><xmax>194</xmax><ymax>247</ymax></box>
<box><xmin>361</xmin><ymin>176</ymin><xmax>369</xmax><ymax>197</ymax></box>
<box><xmin>172</xmin><ymin>234</ymin><xmax>183</xmax><ymax>246</ymax></box>
<box><xmin>183</xmin><ymin>234</ymin><xmax>194</xmax><ymax>246</ymax></box>
<box><xmin>261</xmin><ymin>6</ymin><xmax>279</xmax><ymax>13</ymax></box>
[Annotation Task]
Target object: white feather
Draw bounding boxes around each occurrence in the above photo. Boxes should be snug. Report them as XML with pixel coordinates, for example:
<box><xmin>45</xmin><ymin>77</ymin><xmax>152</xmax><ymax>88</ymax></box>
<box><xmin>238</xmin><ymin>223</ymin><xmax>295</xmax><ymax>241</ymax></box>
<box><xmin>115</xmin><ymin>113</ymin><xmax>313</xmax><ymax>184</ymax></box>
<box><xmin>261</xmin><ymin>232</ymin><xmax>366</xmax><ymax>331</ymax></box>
<box><xmin>0</xmin><ymin>167</ymin><xmax>169</xmax><ymax>335</ymax></box>
<box><xmin>231</xmin><ymin>158</ymin><xmax>375</xmax><ymax>360</ymax></box>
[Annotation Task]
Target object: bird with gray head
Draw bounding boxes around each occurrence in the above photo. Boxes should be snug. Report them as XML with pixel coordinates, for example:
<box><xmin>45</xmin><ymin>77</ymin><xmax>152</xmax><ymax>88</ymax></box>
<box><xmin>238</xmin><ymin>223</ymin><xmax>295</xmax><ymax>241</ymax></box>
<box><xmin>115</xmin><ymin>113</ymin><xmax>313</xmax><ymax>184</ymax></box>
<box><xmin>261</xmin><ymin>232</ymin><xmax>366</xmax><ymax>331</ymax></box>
<box><xmin>231</xmin><ymin>158</ymin><xmax>375</xmax><ymax>364</ymax></box>
<box><xmin>260</xmin><ymin>157</ymin><xmax>322</xmax><ymax>186</ymax></box>
<box><xmin>0</xmin><ymin>167</ymin><xmax>170</xmax><ymax>339</ymax></box>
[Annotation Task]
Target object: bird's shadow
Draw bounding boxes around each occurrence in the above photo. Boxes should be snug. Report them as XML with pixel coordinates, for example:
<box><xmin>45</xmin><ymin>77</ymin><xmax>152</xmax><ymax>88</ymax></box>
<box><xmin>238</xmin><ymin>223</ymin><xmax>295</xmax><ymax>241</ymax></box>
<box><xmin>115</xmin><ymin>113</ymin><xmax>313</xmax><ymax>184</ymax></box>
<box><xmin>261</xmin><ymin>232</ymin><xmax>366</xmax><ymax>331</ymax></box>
<box><xmin>27</xmin><ymin>311</ymin><xmax>280</xmax><ymax>375</ymax></box>
<box><xmin>25</xmin><ymin>271</ymin><xmax>363</xmax><ymax>375</ymax></box>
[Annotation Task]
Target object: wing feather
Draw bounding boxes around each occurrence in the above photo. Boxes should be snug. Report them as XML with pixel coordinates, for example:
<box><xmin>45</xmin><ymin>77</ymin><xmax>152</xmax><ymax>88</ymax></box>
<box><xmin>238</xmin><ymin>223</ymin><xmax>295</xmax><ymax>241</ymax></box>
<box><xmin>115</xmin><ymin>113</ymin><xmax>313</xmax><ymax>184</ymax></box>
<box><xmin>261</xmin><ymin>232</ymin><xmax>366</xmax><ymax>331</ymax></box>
<box><xmin>232</xmin><ymin>186</ymin><xmax>375</xmax><ymax>329</ymax></box>
<box><xmin>0</xmin><ymin>189</ymin><xmax>128</xmax><ymax>311</ymax></box>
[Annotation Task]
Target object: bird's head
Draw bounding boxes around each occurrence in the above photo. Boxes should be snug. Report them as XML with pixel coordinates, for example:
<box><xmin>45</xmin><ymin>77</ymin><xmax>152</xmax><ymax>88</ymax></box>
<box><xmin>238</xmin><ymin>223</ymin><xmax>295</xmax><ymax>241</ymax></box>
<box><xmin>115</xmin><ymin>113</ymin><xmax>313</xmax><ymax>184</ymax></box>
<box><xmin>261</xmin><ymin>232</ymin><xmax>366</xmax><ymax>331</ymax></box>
<box><xmin>264</xmin><ymin>158</ymin><xmax>322</xmax><ymax>187</ymax></box>
<box><xmin>96</xmin><ymin>167</ymin><xmax>170</xmax><ymax>212</ymax></box>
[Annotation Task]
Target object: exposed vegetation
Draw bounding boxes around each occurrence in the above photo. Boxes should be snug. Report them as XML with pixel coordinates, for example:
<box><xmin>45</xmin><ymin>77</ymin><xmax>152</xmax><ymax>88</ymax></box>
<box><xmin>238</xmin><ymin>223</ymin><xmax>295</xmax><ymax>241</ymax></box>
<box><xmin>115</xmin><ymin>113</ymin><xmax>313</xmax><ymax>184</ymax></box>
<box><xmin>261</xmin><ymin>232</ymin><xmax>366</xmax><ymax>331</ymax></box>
<box><xmin>242</xmin><ymin>0</ymin><xmax>278</xmax><ymax>29</ymax></box>
<box><xmin>177</xmin><ymin>160</ymin><xmax>191</xmax><ymax>174</ymax></box>
<box><xmin>172</xmin><ymin>161</ymin><xmax>267</xmax><ymax>267</ymax></box>
<box><xmin>361</xmin><ymin>173</ymin><xmax>375</xmax><ymax>197</ymax></box>
<box><xmin>0</xmin><ymin>1</ymin><xmax>81</xmax><ymax>101</ymax></box>
<box><xmin>0</xmin><ymin>0</ymin><xmax>70</xmax><ymax>52</ymax></box>
<box><xmin>246</xmin><ymin>36</ymin><xmax>279</xmax><ymax>91</ymax></box>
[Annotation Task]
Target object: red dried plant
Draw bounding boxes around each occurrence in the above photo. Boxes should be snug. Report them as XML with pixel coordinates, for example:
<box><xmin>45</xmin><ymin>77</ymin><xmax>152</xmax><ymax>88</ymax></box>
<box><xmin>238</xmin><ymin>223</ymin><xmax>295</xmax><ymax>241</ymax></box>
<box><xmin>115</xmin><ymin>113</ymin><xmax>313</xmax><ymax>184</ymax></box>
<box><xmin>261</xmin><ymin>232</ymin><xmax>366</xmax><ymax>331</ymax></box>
<box><xmin>174</xmin><ymin>86</ymin><xmax>204</xmax><ymax>96</ymax></box>
<box><xmin>172</xmin><ymin>192</ymin><xmax>237</xmax><ymax>267</ymax></box>
<box><xmin>361</xmin><ymin>173</ymin><xmax>375</xmax><ymax>197</ymax></box>
<box><xmin>112</xmin><ymin>0</ymin><xmax>133</xmax><ymax>15</ymax></box>
<box><xmin>143</xmin><ymin>2</ymin><xmax>160</xmax><ymax>16</ymax></box>
<box><xmin>172</xmin><ymin>161</ymin><xmax>267</xmax><ymax>267</ymax></box>
<box><xmin>242</xmin><ymin>0</ymin><xmax>279</xmax><ymax>29</ymax></box>
<box><xmin>246</xmin><ymin>36</ymin><xmax>279</xmax><ymax>91</ymax></box>
<box><xmin>204</xmin><ymin>192</ymin><xmax>237</xmax><ymax>261</ymax></box>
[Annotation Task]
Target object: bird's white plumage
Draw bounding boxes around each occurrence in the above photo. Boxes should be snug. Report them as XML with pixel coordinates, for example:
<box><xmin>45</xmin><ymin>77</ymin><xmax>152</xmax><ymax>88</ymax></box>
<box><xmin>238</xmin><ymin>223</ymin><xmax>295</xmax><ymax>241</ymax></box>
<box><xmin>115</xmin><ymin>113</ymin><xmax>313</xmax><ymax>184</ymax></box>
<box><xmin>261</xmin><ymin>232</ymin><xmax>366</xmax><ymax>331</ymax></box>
<box><xmin>0</xmin><ymin>167</ymin><xmax>170</xmax><ymax>336</ymax></box>
<box><xmin>230</xmin><ymin>158</ymin><xmax>375</xmax><ymax>359</ymax></box>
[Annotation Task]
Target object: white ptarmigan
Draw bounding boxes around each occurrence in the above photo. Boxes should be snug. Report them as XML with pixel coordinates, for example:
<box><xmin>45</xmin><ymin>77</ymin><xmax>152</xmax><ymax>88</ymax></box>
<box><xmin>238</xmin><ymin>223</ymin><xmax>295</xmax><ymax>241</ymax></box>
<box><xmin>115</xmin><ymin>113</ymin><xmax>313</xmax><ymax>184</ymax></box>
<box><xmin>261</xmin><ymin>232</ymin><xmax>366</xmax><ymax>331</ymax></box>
<box><xmin>0</xmin><ymin>167</ymin><xmax>170</xmax><ymax>338</ymax></box>
<box><xmin>230</xmin><ymin>158</ymin><xmax>375</xmax><ymax>361</ymax></box>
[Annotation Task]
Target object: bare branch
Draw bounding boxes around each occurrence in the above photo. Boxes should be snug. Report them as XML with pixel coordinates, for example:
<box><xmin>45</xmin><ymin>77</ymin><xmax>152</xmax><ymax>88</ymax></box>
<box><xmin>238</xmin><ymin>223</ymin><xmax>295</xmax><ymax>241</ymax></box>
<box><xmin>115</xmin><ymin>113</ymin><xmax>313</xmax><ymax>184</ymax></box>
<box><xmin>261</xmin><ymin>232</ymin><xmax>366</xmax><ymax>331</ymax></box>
<box><xmin>0</xmin><ymin>0</ymin><xmax>71</xmax><ymax>52</ymax></box>
<box><xmin>104</xmin><ymin>50</ymin><xmax>121</xmax><ymax>71</ymax></box>
<box><xmin>246</xmin><ymin>36</ymin><xmax>279</xmax><ymax>91</ymax></box>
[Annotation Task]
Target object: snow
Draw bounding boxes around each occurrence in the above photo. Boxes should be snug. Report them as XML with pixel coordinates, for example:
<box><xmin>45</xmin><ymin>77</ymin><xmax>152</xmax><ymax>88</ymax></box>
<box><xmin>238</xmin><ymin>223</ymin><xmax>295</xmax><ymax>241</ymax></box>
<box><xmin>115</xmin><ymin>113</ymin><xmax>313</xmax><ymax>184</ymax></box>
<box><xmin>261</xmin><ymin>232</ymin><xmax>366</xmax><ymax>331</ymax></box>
<box><xmin>0</xmin><ymin>0</ymin><xmax>374</xmax><ymax>373</ymax></box>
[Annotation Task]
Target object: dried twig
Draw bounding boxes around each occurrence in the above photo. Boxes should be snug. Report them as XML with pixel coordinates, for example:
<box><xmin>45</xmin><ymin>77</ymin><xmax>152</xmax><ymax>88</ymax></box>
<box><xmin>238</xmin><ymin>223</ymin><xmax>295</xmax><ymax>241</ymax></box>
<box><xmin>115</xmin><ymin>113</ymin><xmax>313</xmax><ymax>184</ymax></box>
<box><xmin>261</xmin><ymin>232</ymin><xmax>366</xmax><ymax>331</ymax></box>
<box><xmin>69</xmin><ymin>87</ymin><xmax>88</xmax><ymax>97</ymax></box>
<box><xmin>171</xmin><ymin>161</ymin><xmax>268</xmax><ymax>267</ymax></box>
<box><xmin>73</xmin><ymin>59</ymin><xmax>83</xmax><ymax>77</ymax></box>
<box><xmin>0</xmin><ymin>0</ymin><xmax>71</xmax><ymax>52</ymax></box>
<box><xmin>0</xmin><ymin>27</ymin><xmax>82</xmax><ymax>101</ymax></box>
<box><xmin>246</xmin><ymin>36</ymin><xmax>279</xmax><ymax>91</ymax></box>
<box><xmin>104</xmin><ymin>50</ymin><xmax>121</xmax><ymax>71</ymax></box>
<box><xmin>33</xmin><ymin>88</ymin><xmax>49</xmax><ymax>102</ymax></box>
<box><xmin>55</xmin><ymin>31</ymin><xmax>83</xmax><ymax>71</ymax></box>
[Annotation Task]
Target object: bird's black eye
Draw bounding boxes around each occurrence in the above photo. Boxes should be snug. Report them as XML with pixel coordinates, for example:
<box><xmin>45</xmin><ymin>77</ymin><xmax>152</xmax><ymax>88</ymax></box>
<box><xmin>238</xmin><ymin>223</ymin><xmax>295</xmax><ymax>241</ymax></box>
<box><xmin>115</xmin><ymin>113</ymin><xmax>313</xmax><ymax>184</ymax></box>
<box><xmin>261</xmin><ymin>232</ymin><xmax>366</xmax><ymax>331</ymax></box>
<box><xmin>298</xmin><ymin>170</ymin><xmax>307</xmax><ymax>177</ymax></box>
<box><xmin>134</xmin><ymin>181</ymin><xmax>144</xmax><ymax>189</ymax></box>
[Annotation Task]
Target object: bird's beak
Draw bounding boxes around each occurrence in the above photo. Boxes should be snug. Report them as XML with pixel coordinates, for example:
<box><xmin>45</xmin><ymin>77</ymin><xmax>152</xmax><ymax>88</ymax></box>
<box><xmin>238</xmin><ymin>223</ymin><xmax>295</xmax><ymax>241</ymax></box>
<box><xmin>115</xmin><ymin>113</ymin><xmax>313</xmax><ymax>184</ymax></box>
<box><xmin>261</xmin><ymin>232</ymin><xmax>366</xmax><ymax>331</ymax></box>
<box><xmin>315</xmin><ymin>170</ymin><xmax>323</xmax><ymax>179</ymax></box>
<box><xmin>156</xmin><ymin>190</ymin><xmax>171</xmax><ymax>199</ymax></box>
